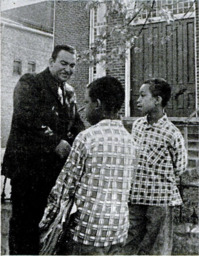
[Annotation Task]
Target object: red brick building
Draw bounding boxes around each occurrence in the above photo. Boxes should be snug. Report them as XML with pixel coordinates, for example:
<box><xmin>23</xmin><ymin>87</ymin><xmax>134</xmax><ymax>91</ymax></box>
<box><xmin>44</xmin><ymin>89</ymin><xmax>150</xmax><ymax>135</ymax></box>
<box><xmin>54</xmin><ymin>0</ymin><xmax>199</xmax><ymax>170</ymax></box>
<box><xmin>1</xmin><ymin>1</ymin><xmax>199</xmax><ymax>255</ymax></box>
<box><xmin>1</xmin><ymin>0</ymin><xmax>198</xmax><ymax>170</ymax></box>
<box><xmin>54</xmin><ymin>1</ymin><xmax>198</xmax><ymax>115</ymax></box>
<box><xmin>54</xmin><ymin>0</ymin><xmax>90</xmax><ymax>111</ymax></box>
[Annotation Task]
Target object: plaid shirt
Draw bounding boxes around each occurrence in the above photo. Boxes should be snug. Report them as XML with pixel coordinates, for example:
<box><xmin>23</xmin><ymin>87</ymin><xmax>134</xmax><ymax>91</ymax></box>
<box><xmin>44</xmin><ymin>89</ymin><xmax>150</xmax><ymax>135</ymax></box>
<box><xmin>41</xmin><ymin>120</ymin><xmax>136</xmax><ymax>247</ymax></box>
<box><xmin>130</xmin><ymin>114</ymin><xmax>187</xmax><ymax>206</ymax></box>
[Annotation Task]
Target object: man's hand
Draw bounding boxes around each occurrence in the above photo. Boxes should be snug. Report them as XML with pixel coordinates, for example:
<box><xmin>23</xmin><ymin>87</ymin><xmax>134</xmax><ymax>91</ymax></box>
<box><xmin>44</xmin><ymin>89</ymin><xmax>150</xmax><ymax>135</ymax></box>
<box><xmin>55</xmin><ymin>140</ymin><xmax>71</xmax><ymax>159</ymax></box>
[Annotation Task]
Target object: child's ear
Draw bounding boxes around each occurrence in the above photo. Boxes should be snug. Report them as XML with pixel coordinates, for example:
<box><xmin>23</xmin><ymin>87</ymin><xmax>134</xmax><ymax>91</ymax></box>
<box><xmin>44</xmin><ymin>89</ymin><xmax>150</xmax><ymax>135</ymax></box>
<box><xmin>156</xmin><ymin>96</ymin><xmax>162</xmax><ymax>106</ymax></box>
<box><xmin>96</xmin><ymin>99</ymin><xmax>101</xmax><ymax>109</ymax></box>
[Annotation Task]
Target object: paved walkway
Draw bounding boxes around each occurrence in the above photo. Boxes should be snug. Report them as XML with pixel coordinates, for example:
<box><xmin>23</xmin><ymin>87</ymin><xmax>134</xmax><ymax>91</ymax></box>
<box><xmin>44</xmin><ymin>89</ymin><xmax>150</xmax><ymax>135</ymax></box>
<box><xmin>1</xmin><ymin>201</ymin><xmax>199</xmax><ymax>255</ymax></box>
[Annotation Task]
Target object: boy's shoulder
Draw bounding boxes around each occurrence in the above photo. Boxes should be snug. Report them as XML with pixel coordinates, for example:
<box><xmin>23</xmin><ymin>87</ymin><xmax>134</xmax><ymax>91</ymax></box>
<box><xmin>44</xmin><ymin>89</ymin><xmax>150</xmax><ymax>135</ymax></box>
<box><xmin>132</xmin><ymin>115</ymin><xmax>183</xmax><ymax>137</ymax></box>
<box><xmin>163</xmin><ymin>117</ymin><xmax>182</xmax><ymax>135</ymax></box>
<box><xmin>157</xmin><ymin>117</ymin><xmax>184</xmax><ymax>144</ymax></box>
<box><xmin>132</xmin><ymin>116</ymin><xmax>146</xmax><ymax>127</ymax></box>
<box><xmin>77</xmin><ymin>120</ymin><xmax>132</xmax><ymax>140</ymax></box>
<box><xmin>76</xmin><ymin>122</ymin><xmax>102</xmax><ymax>139</ymax></box>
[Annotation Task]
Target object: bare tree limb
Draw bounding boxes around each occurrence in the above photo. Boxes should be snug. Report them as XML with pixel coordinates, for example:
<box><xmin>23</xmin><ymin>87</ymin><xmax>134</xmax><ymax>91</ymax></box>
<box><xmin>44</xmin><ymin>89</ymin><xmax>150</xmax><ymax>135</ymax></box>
<box><xmin>137</xmin><ymin>0</ymin><xmax>156</xmax><ymax>37</ymax></box>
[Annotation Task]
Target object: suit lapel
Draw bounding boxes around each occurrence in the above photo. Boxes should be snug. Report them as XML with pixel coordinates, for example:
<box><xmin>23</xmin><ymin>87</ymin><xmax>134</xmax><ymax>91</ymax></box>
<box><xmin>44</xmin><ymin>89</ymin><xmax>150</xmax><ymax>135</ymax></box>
<box><xmin>41</xmin><ymin>68</ymin><xmax>63</xmax><ymax>107</ymax></box>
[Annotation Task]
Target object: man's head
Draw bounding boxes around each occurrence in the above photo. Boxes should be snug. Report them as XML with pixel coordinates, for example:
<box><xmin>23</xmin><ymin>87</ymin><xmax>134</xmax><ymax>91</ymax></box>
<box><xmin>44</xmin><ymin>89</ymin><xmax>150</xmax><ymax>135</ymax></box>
<box><xmin>137</xmin><ymin>78</ymin><xmax>171</xmax><ymax>115</ymax></box>
<box><xmin>49</xmin><ymin>45</ymin><xmax>76</xmax><ymax>82</ymax></box>
<box><xmin>85</xmin><ymin>76</ymin><xmax>124</xmax><ymax>125</ymax></box>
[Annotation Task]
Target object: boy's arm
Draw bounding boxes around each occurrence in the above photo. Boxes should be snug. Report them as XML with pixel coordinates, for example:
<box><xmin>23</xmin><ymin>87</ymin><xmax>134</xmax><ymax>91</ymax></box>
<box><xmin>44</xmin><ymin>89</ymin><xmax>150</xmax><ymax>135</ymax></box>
<box><xmin>131</xmin><ymin>120</ymin><xmax>140</xmax><ymax>156</ymax></box>
<box><xmin>131</xmin><ymin>120</ymin><xmax>138</xmax><ymax>142</ymax></box>
<box><xmin>39</xmin><ymin>132</ymin><xmax>87</xmax><ymax>229</ymax></box>
<box><xmin>172</xmin><ymin>132</ymin><xmax>188</xmax><ymax>177</ymax></box>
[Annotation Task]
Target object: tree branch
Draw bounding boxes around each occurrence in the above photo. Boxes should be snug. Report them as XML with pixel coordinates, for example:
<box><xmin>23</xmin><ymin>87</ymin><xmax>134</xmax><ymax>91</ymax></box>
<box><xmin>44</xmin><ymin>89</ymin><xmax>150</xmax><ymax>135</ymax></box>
<box><xmin>137</xmin><ymin>0</ymin><xmax>156</xmax><ymax>37</ymax></box>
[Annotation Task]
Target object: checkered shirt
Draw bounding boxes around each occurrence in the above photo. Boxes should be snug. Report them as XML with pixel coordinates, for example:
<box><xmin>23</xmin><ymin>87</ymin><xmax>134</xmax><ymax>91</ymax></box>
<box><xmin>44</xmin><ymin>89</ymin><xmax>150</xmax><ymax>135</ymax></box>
<box><xmin>130</xmin><ymin>114</ymin><xmax>187</xmax><ymax>206</ymax></box>
<box><xmin>43</xmin><ymin>120</ymin><xmax>136</xmax><ymax>247</ymax></box>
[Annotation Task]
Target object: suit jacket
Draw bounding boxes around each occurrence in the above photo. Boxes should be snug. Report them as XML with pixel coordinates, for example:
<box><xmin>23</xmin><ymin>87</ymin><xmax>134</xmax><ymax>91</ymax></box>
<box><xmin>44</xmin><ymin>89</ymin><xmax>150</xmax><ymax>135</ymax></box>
<box><xmin>2</xmin><ymin>68</ymin><xmax>85</xmax><ymax>179</ymax></box>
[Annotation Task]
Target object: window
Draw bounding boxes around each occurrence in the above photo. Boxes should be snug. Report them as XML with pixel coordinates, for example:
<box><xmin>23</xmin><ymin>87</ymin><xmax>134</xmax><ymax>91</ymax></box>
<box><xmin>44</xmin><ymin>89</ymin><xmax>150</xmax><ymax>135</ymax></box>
<box><xmin>13</xmin><ymin>60</ymin><xmax>22</xmax><ymax>75</ymax></box>
<box><xmin>128</xmin><ymin>0</ymin><xmax>195</xmax><ymax>24</ymax></box>
<box><xmin>90</xmin><ymin>3</ymin><xmax>107</xmax><ymax>82</ymax></box>
<box><xmin>151</xmin><ymin>0</ymin><xmax>194</xmax><ymax>18</ymax></box>
<box><xmin>28</xmin><ymin>62</ymin><xmax>36</xmax><ymax>73</ymax></box>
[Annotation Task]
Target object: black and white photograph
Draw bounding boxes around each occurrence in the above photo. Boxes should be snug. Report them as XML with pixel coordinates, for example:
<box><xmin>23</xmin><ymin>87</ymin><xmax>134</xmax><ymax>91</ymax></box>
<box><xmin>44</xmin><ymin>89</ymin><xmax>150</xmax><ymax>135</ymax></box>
<box><xmin>1</xmin><ymin>0</ymin><xmax>199</xmax><ymax>255</ymax></box>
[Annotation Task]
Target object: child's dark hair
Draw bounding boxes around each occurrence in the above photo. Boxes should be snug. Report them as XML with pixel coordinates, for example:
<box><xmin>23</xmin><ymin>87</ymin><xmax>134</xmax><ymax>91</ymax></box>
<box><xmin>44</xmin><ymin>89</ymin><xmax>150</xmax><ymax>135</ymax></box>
<box><xmin>144</xmin><ymin>78</ymin><xmax>171</xmax><ymax>107</ymax></box>
<box><xmin>87</xmin><ymin>76</ymin><xmax>124</xmax><ymax>113</ymax></box>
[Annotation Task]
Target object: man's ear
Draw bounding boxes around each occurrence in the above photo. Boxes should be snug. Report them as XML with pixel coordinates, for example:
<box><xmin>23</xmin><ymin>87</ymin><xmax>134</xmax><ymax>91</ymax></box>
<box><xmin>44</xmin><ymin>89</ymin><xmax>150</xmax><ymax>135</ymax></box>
<box><xmin>49</xmin><ymin>57</ymin><xmax>54</xmax><ymax>67</ymax></box>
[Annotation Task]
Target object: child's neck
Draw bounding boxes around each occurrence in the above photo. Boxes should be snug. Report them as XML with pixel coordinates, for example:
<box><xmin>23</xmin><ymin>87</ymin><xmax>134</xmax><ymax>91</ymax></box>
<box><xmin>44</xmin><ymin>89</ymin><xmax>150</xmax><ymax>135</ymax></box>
<box><xmin>101</xmin><ymin>109</ymin><xmax>119</xmax><ymax>121</ymax></box>
<box><xmin>103</xmin><ymin>113</ymin><xmax>118</xmax><ymax>120</ymax></box>
<box><xmin>147</xmin><ymin>109</ymin><xmax>164</xmax><ymax>125</ymax></box>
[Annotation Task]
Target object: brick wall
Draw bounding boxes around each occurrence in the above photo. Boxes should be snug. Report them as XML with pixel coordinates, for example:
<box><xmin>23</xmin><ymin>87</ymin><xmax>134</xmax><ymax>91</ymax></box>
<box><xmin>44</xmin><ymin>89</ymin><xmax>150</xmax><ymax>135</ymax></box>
<box><xmin>54</xmin><ymin>0</ymin><xmax>90</xmax><ymax>111</ymax></box>
<box><xmin>1</xmin><ymin>23</ymin><xmax>53</xmax><ymax>147</ymax></box>
<box><xmin>54</xmin><ymin>1</ymin><xmax>198</xmax><ymax>117</ymax></box>
<box><xmin>54</xmin><ymin>1</ymin><xmax>127</xmax><ymax>115</ymax></box>
<box><xmin>196</xmin><ymin>0</ymin><xmax>199</xmax><ymax>109</ymax></box>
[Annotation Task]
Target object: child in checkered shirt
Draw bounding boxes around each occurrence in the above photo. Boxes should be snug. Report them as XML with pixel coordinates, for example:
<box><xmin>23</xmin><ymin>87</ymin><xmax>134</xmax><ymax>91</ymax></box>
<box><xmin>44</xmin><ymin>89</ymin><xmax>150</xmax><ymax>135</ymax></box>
<box><xmin>124</xmin><ymin>78</ymin><xmax>187</xmax><ymax>255</ymax></box>
<box><xmin>39</xmin><ymin>76</ymin><xmax>136</xmax><ymax>255</ymax></box>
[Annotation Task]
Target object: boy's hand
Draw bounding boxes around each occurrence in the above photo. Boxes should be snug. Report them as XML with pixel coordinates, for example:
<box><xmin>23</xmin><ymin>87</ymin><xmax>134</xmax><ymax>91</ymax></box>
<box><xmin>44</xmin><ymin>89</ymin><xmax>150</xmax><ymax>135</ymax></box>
<box><xmin>55</xmin><ymin>140</ymin><xmax>71</xmax><ymax>159</ymax></box>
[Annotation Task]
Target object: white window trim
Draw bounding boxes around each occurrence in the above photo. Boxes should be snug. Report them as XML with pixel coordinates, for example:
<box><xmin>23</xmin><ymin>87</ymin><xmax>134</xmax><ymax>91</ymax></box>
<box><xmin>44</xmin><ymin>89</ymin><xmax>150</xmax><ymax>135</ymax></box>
<box><xmin>128</xmin><ymin>0</ymin><xmax>195</xmax><ymax>25</ymax></box>
<box><xmin>89</xmin><ymin>8</ymin><xmax>95</xmax><ymax>83</ymax></box>
<box><xmin>131</xmin><ymin>12</ymin><xmax>195</xmax><ymax>25</ymax></box>
<box><xmin>194</xmin><ymin>2</ymin><xmax>198</xmax><ymax>112</ymax></box>
<box><xmin>125</xmin><ymin>44</ymin><xmax>131</xmax><ymax>117</ymax></box>
<box><xmin>89</xmin><ymin>5</ymin><xmax>106</xmax><ymax>83</ymax></box>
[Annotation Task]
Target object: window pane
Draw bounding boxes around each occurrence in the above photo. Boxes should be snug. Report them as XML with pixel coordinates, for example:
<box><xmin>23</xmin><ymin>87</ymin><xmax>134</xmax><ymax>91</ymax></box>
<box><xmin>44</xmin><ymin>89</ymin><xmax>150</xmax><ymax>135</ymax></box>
<box><xmin>131</xmin><ymin>0</ymin><xmax>195</xmax><ymax>20</ymax></box>
<box><xmin>13</xmin><ymin>60</ymin><xmax>22</xmax><ymax>75</ymax></box>
<box><xmin>28</xmin><ymin>62</ymin><xmax>36</xmax><ymax>73</ymax></box>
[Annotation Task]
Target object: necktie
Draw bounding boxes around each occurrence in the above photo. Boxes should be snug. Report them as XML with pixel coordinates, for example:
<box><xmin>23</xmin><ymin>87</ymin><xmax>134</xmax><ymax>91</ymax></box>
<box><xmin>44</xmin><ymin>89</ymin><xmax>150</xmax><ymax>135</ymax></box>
<box><xmin>59</xmin><ymin>83</ymin><xmax>66</xmax><ymax>105</ymax></box>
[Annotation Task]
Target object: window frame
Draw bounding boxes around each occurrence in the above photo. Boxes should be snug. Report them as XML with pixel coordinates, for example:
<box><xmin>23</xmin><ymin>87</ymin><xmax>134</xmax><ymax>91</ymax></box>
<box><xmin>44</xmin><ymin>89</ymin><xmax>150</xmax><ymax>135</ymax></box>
<box><xmin>13</xmin><ymin>59</ymin><xmax>22</xmax><ymax>75</ymax></box>
<box><xmin>27</xmin><ymin>61</ymin><xmax>36</xmax><ymax>73</ymax></box>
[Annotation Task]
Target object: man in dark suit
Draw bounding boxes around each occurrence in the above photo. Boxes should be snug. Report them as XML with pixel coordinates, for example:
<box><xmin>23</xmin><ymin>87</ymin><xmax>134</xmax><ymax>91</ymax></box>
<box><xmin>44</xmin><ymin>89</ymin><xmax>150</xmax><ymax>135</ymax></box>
<box><xmin>2</xmin><ymin>44</ymin><xmax>85</xmax><ymax>255</ymax></box>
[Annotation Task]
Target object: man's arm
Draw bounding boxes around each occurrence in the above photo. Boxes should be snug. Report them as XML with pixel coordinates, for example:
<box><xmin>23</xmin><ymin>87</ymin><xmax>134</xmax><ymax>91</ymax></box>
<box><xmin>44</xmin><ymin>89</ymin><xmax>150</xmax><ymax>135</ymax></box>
<box><xmin>55</xmin><ymin>140</ymin><xmax>71</xmax><ymax>159</ymax></box>
<box><xmin>66</xmin><ymin>103</ymin><xmax>85</xmax><ymax>145</ymax></box>
<box><xmin>13</xmin><ymin>74</ymin><xmax>66</xmax><ymax>153</ymax></box>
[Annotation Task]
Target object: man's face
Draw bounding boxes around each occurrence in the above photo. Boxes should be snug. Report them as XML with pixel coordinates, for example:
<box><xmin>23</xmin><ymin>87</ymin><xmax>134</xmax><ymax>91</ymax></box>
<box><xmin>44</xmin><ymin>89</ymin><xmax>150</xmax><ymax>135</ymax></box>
<box><xmin>49</xmin><ymin>50</ymin><xmax>76</xmax><ymax>82</ymax></box>
<box><xmin>84</xmin><ymin>88</ymin><xmax>100</xmax><ymax>125</ymax></box>
<box><xmin>137</xmin><ymin>83</ymin><xmax>157</xmax><ymax>115</ymax></box>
